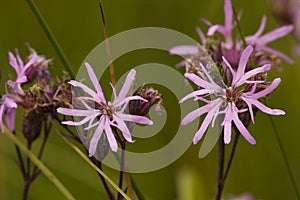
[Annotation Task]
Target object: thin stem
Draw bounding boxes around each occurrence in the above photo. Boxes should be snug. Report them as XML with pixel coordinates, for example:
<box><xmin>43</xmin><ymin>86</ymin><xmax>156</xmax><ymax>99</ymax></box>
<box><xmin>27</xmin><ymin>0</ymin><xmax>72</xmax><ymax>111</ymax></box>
<box><xmin>117</xmin><ymin>143</ymin><xmax>126</xmax><ymax>200</ymax></box>
<box><xmin>22</xmin><ymin>181</ymin><xmax>30</xmax><ymax>200</ymax></box>
<box><xmin>4</xmin><ymin>125</ymin><xmax>76</xmax><ymax>200</ymax></box>
<box><xmin>269</xmin><ymin>116</ymin><xmax>300</xmax><ymax>200</ymax></box>
<box><xmin>124</xmin><ymin>172</ymin><xmax>133</xmax><ymax>200</ymax></box>
<box><xmin>232</xmin><ymin>7</ymin><xmax>246</xmax><ymax>47</ymax></box>
<box><xmin>26</xmin><ymin>0</ymin><xmax>75</xmax><ymax>79</ymax></box>
<box><xmin>26</xmin><ymin>142</ymin><xmax>32</xmax><ymax>177</ymax></box>
<box><xmin>91</xmin><ymin>158</ymin><xmax>116</xmax><ymax>200</ymax></box>
<box><xmin>99</xmin><ymin>1</ymin><xmax>116</xmax><ymax>86</ymax></box>
<box><xmin>223</xmin><ymin>131</ymin><xmax>240</xmax><ymax>182</ymax></box>
<box><xmin>54</xmin><ymin>116</ymin><xmax>81</xmax><ymax>143</ymax></box>
<box><xmin>13</xmin><ymin>131</ymin><xmax>26</xmax><ymax>179</ymax></box>
<box><xmin>31</xmin><ymin>121</ymin><xmax>52</xmax><ymax>181</ymax></box>
<box><xmin>55</xmin><ymin>129</ymin><xmax>130</xmax><ymax>200</ymax></box>
<box><xmin>215</xmin><ymin>132</ymin><xmax>225</xmax><ymax>200</ymax></box>
<box><xmin>232</xmin><ymin>6</ymin><xmax>255</xmax><ymax>67</ymax></box>
<box><xmin>54</xmin><ymin>126</ymin><xmax>115</xmax><ymax>199</ymax></box>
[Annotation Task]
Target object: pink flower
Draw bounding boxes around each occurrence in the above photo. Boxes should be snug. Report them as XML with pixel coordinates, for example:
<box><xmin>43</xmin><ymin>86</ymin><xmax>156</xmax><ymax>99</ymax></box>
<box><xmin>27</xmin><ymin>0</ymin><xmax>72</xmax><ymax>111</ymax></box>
<box><xmin>0</xmin><ymin>95</ymin><xmax>17</xmax><ymax>133</ymax></box>
<box><xmin>169</xmin><ymin>27</ymin><xmax>206</xmax><ymax>68</ymax></box>
<box><xmin>270</xmin><ymin>0</ymin><xmax>300</xmax><ymax>55</ymax></box>
<box><xmin>170</xmin><ymin>0</ymin><xmax>294</xmax><ymax>67</ymax></box>
<box><xmin>245</xmin><ymin>16</ymin><xmax>294</xmax><ymax>63</ymax></box>
<box><xmin>180</xmin><ymin>46</ymin><xmax>285</xmax><ymax>145</ymax></box>
<box><xmin>207</xmin><ymin>0</ymin><xmax>234</xmax><ymax>46</ymax></box>
<box><xmin>7</xmin><ymin>49</ymin><xmax>39</xmax><ymax>95</ymax></box>
<box><xmin>57</xmin><ymin>63</ymin><xmax>153</xmax><ymax>156</ymax></box>
<box><xmin>0</xmin><ymin>49</ymin><xmax>39</xmax><ymax>133</ymax></box>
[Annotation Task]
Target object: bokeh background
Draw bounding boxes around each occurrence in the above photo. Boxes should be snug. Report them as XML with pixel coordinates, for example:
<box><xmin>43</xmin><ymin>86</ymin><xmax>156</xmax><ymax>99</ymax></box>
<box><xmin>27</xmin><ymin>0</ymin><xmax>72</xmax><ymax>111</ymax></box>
<box><xmin>0</xmin><ymin>0</ymin><xmax>299</xmax><ymax>199</ymax></box>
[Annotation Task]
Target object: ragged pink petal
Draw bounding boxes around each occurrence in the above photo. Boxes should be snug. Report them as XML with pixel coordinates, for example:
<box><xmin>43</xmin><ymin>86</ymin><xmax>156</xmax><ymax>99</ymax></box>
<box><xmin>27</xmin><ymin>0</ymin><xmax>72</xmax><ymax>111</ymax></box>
<box><xmin>89</xmin><ymin>116</ymin><xmax>105</xmax><ymax>157</ymax></box>
<box><xmin>115</xmin><ymin>69</ymin><xmax>136</xmax><ymax>104</ymax></box>
<box><xmin>85</xmin><ymin>63</ymin><xmax>106</xmax><ymax>103</ymax></box>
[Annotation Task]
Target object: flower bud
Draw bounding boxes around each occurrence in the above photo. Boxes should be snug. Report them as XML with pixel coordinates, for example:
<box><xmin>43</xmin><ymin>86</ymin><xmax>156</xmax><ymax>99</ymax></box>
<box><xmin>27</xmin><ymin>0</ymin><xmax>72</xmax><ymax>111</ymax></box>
<box><xmin>22</xmin><ymin>111</ymin><xmax>43</xmax><ymax>143</ymax></box>
<box><xmin>25</xmin><ymin>47</ymin><xmax>52</xmax><ymax>83</ymax></box>
<box><xmin>129</xmin><ymin>85</ymin><xmax>163</xmax><ymax>116</ymax></box>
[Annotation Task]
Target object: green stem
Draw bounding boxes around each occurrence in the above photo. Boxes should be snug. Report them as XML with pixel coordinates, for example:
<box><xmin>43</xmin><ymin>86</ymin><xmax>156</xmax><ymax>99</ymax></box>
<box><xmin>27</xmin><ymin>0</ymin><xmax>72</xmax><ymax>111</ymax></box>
<box><xmin>269</xmin><ymin>116</ymin><xmax>300</xmax><ymax>200</ymax></box>
<box><xmin>3</xmin><ymin>125</ymin><xmax>75</xmax><ymax>200</ymax></box>
<box><xmin>26</xmin><ymin>0</ymin><xmax>75</xmax><ymax>79</ymax></box>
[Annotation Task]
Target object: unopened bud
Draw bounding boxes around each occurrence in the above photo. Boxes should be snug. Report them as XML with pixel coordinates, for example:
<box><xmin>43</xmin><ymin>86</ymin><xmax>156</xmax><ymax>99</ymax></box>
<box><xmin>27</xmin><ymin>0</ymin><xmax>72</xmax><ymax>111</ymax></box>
<box><xmin>129</xmin><ymin>85</ymin><xmax>163</xmax><ymax>116</ymax></box>
<box><xmin>25</xmin><ymin>47</ymin><xmax>52</xmax><ymax>83</ymax></box>
<box><xmin>22</xmin><ymin>111</ymin><xmax>43</xmax><ymax>143</ymax></box>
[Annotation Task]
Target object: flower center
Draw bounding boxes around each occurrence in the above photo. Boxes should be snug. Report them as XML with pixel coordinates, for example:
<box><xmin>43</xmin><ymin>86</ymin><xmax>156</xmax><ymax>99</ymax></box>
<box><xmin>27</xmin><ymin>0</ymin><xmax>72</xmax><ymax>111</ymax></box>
<box><xmin>224</xmin><ymin>87</ymin><xmax>240</xmax><ymax>103</ymax></box>
<box><xmin>96</xmin><ymin>102</ymin><xmax>114</xmax><ymax>119</ymax></box>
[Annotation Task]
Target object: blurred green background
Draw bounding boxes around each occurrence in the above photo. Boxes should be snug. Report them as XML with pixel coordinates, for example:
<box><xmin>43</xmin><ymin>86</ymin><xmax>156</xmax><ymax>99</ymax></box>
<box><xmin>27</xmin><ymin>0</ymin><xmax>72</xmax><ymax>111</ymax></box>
<box><xmin>0</xmin><ymin>0</ymin><xmax>299</xmax><ymax>199</ymax></box>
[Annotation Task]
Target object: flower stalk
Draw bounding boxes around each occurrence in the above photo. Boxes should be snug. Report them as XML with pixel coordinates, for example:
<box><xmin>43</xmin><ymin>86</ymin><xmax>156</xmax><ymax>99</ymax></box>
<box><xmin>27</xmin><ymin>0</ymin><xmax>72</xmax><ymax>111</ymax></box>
<box><xmin>3</xmin><ymin>125</ymin><xmax>75</xmax><ymax>200</ymax></box>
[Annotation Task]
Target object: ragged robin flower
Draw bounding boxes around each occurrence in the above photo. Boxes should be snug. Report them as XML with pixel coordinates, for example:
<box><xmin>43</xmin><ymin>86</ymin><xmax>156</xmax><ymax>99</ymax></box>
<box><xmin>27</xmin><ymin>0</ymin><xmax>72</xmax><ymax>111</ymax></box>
<box><xmin>57</xmin><ymin>63</ymin><xmax>153</xmax><ymax>156</ymax></box>
<box><xmin>179</xmin><ymin>46</ymin><xmax>285</xmax><ymax>144</ymax></box>
<box><xmin>170</xmin><ymin>0</ymin><xmax>294</xmax><ymax>74</ymax></box>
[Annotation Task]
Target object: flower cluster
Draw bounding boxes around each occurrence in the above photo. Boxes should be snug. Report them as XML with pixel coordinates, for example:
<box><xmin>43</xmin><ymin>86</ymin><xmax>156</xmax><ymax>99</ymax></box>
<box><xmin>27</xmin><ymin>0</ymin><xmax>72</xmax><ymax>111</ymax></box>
<box><xmin>0</xmin><ymin>47</ymin><xmax>70</xmax><ymax>142</ymax></box>
<box><xmin>180</xmin><ymin>46</ymin><xmax>284</xmax><ymax>144</ymax></box>
<box><xmin>0</xmin><ymin>49</ymin><xmax>39</xmax><ymax>133</ymax></box>
<box><xmin>171</xmin><ymin>0</ymin><xmax>290</xmax><ymax>145</ymax></box>
<box><xmin>170</xmin><ymin>0</ymin><xmax>294</xmax><ymax>71</ymax></box>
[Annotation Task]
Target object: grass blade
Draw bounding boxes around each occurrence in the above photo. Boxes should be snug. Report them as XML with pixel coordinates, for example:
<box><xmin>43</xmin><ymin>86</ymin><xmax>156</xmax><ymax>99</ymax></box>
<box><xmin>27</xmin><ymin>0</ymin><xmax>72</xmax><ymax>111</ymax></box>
<box><xmin>26</xmin><ymin>0</ymin><xmax>76</xmax><ymax>79</ymax></box>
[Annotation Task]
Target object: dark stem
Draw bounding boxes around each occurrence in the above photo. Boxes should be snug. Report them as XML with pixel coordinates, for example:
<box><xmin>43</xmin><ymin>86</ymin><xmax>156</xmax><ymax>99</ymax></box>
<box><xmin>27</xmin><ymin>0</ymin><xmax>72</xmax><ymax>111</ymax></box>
<box><xmin>232</xmin><ymin>7</ymin><xmax>246</xmax><ymax>47</ymax></box>
<box><xmin>54</xmin><ymin>116</ymin><xmax>82</xmax><ymax>143</ymax></box>
<box><xmin>223</xmin><ymin>131</ymin><xmax>240</xmax><ymax>181</ymax></box>
<box><xmin>26</xmin><ymin>142</ymin><xmax>32</xmax><ymax>178</ymax></box>
<box><xmin>232</xmin><ymin>6</ymin><xmax>255</xmax><ymax>67</ymax></box>
<box><xmin>269</xmin><ymin>116</ymin><xmax>300</xmax><ymax>200</ymax></box>
<box><xmin>91</xmin><ymin>158</ymin><xmax>116</xmax><ymax>200</ymax></box>
<box><xmin>13</xmin><ymin>131</ymin><xmax>29</xmax><ymax>200</ymax></box>
<box><xmin>31</xmin><ymin>121</ymin><xmax>52</xmax><ymax>181</ymax></box>
<box><xmin>22</xmin><ymin>120</ymin><xmax>52</xmax><ymax>200</ymax></box>
<box><xmin>22</xmin><ymin>141</ymin><xmax>32</xmax><ymax>200</ymax></box>
<box><xmin>22</xmin><ymin>181</ymin><xmax>30</xmax><ymax>200</ymax></box>
<box><xmin>12</xmin><ymin>131</ymin><xmax>26</xmax><ymax>179</ymax></box>
<box><xmin>117</xmin><ymin>142</ymin><xmax>126</xmax><ymax>200</ymax></box>
<box><xmin>215</xmin><ymin>132</ymin><xmax>225</xmax><ymax>200</ymax></box>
